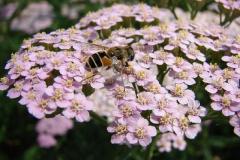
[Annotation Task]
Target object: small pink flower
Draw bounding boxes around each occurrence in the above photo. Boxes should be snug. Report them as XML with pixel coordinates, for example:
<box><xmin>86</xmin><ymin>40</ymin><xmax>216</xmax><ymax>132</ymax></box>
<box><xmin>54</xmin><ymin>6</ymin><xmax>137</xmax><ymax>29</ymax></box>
<box><xmin>62</xmin><ymin>93</ymin><xmax>93</xmax><ymax>122</ymax></box>
<box><xmin>107</xmin><ymin>120</ymin><xmax>129</xmax><ymax>144</ymax></box>
<box><xmin>137</xmin><ymin>92</ymin><xmax>156</xmax><ymax>110</ymax></box>
<box><xmin>186</xmin><ymin>99</ymin><xmax>207</xmax><ymax>123</ymax></box>
<box><xmin>37</xmin><ymin>134</ymin><xmax>56</xmax><ymax>148</ymax></box>
<box><xmin>126</xmin><ymin>118</ymin><xmax>157</xmax><ymax>147</ymax></box>
<box><xmin>173</xmin><ymin>118</ymin><xmax>201</xmax><ymax>139</ymax></box>
<box><xmin>45</xmin><ymin>86</ymin><xmax>74</xmax><ymax>108</ymax></box>
<box><xmin>229</xmin><ymin>114</ymin><xmax>240</xmax><ymax>137</ymax></box>
<box><xmin>166</xmin><ymin>83</ymin><xmax>195</xmax><ymax>105</ymax></box>
<box><xmin>0</xmin><ymin>76</ymin><xmax>13</xmax><ymax>91</ymax></box>
<box><xmin>169</xmin><ymin>69</ymin><xmax>197</xmax><ymax>85</ymax></box>
<box><xmin>152</xmin><ymin>93</ymin><xmax>178</xmax><ymax>116</ymax></box>
<box><xmin>82</xmin><ymin>73</ymin><xmax>105</xmax><ymax>89</ymax></box>
<box><xmin>149</xmin><ymin>49</ymin><xmax>175</xmax><ymax>66</ymax></box>
<box><xmin>169</xmin><ymin>57</ymin><xmax>192</xmax><ymax>73</ymax></box>
<box><xmin>204</xmin><ymin>75</ymin><xmax>233</xmax><ymax>94</ymax></box>
<box><xmin>211</xmin><ymin>94</ymin><xmax>240</xmax><ymax>116</ymax></box>
<box><xmin>113</xmin><ymin>101</ymin><xmax>141</xmax><ymax>122</ymax></box>
<box><xmin>182</xmin><ymin>43</ymin><xmax>206</xmax><ymax>62</ymax></box>
<box><xmin>7</xmin><ymin>80</ymin><xmax>31</xmax><ymax>99</ymax></box>
<box><xmin>27</xmin><ymin>97</ymin><xmax>56</xmax><ymax>119</ymax></box>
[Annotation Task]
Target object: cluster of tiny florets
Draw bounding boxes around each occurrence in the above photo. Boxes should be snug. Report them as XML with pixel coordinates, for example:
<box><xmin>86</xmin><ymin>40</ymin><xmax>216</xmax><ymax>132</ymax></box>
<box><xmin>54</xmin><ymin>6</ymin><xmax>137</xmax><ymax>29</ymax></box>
<box><xmin>1</xmin><ymin>4</ymin><xmax>239</xmax><ymax>151</ymax></box>
<box><xmin>36</xmin><ymin>115</ymin><xmax>73</xmax><ymax>148</ymax></box>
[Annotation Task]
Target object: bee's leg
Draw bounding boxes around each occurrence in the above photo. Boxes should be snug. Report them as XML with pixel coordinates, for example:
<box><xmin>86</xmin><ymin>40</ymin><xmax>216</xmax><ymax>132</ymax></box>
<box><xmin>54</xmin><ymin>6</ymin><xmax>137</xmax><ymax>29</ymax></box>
<box><xmin>120</xmin><ymin>61</ymin><xmax>126</xmax><ymax>91</ymax></box>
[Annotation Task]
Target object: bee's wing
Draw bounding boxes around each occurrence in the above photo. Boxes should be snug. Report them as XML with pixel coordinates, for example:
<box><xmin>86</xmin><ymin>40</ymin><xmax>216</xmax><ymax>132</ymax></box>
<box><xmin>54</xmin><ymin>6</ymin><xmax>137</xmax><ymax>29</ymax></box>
<box><xmin>79</xmin><ymin>42</ymin><xmax>108</xmax><ymax>54</ymax></box>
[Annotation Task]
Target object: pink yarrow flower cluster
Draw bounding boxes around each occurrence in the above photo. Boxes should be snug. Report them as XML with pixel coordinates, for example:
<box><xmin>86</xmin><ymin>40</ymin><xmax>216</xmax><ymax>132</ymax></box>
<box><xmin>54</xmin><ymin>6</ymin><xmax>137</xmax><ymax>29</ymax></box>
<box><xmin>1</xmin><ymin>3</ymin><xmax>240</xmax><ymax>152</ymax></box>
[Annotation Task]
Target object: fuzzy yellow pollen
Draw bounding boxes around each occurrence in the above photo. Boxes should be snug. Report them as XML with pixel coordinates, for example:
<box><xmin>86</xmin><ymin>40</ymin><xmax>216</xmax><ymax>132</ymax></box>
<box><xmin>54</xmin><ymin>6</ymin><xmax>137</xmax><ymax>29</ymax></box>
<box><xmin>236</xmin><ymin>34</ymin><xmax>240</xmax><ymax>43</ymax></box>
<box><xmin>223</xmin><ymin>68</ymin><xmax>233</xmax><ymax>79</ymax></box>
<box><xmin>116</xmin><ymin>124</ymin><xmax>128</xmax><ymax>135</ymax></box>
<box><xmin>67</xmin><ymin>62</ymin><xmax>77</xmax><ymax>72</ymax></box>
<box><xmin>160</xmin><ymin>114</ymin><xmax>172</xmax><ymax>124</ymax></box>
<box><xmin>177</xmin><ymin>71</ymin><xmax>188</xmax><ymax>79</ymax></box>
<box><xmin>142</xmin><ymin>55</ymin><xmax>150</xmax><ymax>63</ymax></box>
<box><xmin>178</xmin><ymin>30</ymin><xmax>188</xmax><ymax>39</ymax></box>
<box><xmin>65</xmin><ymin>79</ymin><xmax>73</xmax><ymax>88</ymax></box>
<box><xmin>159</xmin><ymin>23</ymin><xmax>168</xmax><ymax>32</ymax></box>
<box><xmin>27</xmin><ymin>92</ymin><xmax>36</xmax><ymax>100</ymax></box>
<box><xmin>136</xmin><ymin>70</ymin><xmax>146</xmax><ymax>80</ymax></box>
<box><xmin>72</xmin><ymin>100</ymin><xmax>83</xmax><ymax>111</ymax></box>
<box><xmin>14</xmin><ymin>82</ymin><xmax>23</xmax><ymax>91</ymax></box>
<box><xmin>188</xmin><ymin>108</ymin><xmax>199</xmax><ymax>116</ymax></box>
<box><xmin>23</xmin><ymin>54</ymin><xmax>30</xmax><ymax>61</ymax></box>
<box><xmin>53</xmin><ymin>89</ymin><xmax>64</xmax><ymax>101</ymax></box>
<box><xmin>30</xmin><ymin>68</ymin><xmax>38</xmax><ymax>76</ymax></box>
<box><xmin>158</xmin><ymin>50</ymin><xmax>167</xmax><ymax>59</ymax></box>
<box><xmin>138</xmin><ymin>95</ymin><xmax>149</xmax><ymax>105</ymax></box>
<box><xmin>173</xmin><ymin>84</ymin><xmax>184</xmax><ymax>97</ymax></box>
<box><xmin>210</xmin><ymin>63</ymin><xmax>218</xmax><ymax>72</ymax></box>
<box><xmin>175</xmin><ymin>57</ymin><xmax>183</xmax><ymax>66</ymax></box>
<box><xmin>115</xmin><ymin>86</ymin><xmax>126</xmax><ymax>99</ymax></box>
<box><xmin>121</xmin><ymin>105</ymin><xmax>133</xmax><ymax>117</ymax></box>
<box><xmin>213</xmin><ymin>77</ymin><xmax>224</xmax><ymax>88</ymax></box>
<box><xmin>180</xmin><ymin>117</ymin><xmax>189</xmax><ymax>130</ymax></box>
<box><xmin>0</xmin><ymin>77</ymin><xmax>9</xmax><ymax>84</ymax></box>
<box><xmin>52</xmin><ymin>59</ymin><xmax>61</xmax><ymax>67</ymax></box>
<box><xmin>158</xmin><ymin>99</ymin><xmax>167</xmax><ymax>109</ymax></box>
<box><xmin>39</xmin><ymin>100</ymin><xmax>48</xmax><ymax>109</ymax></box>
<box><xmin>15</xmin><ymin>65</ymin><xmax>23</xmax><ymax>73</ymax></box>
<box><xmin>222</xmin><ymin>96</ymin><xmax>231</xmax><ymax>107</ymax></box>
<box><xmin>135</xmin><ymin>127</ymin><xmax>145</xmax><ymax>139</ymax></box>
<box><xmin>147</xmin><ymin>83</ymin><xmax>160</xmax><ymax>93</ymax></box>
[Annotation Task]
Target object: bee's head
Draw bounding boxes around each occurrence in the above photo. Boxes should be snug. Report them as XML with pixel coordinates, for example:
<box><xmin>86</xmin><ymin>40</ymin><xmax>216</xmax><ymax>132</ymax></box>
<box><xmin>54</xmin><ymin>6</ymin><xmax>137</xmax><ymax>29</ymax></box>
<box><xmin>108</xmin><ymin>47</ymin><xmax>123</xmax><ymax>60</ymax></box>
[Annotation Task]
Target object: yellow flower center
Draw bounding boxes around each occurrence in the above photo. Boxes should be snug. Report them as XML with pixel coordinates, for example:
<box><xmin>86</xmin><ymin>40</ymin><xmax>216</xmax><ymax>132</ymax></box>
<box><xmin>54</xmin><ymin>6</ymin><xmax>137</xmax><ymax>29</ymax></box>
<box><xmin>27</xmin><ymin>92</ymin><xmax>36</xmax><ymax>100</ymax></box>
<box><xmin>0</xmin><ymin>77</ymin><xmax>9</xmax><ymax>84</ymax></box>
<box><xmin>14</xmin><ymin>82</ymin><xmax>23</xmax><ymax>91</ymax></box>
<box><xmin>65</xmin><ymin>79</ymin><xmax>73</xmax><ymax>88</ymax></box>
<box><xmin>180</xmin><ymin>117</ymin><xmax>189</xmax><ymax>130</ymax></box>
<box><xmin>67</xmin><ymin>63</ymin><xmax>77</xmax><ymax>72</ymax></box>
<box><xmin>39</xmin><ymin>99</ymin><xmax>48</xmax><ymax>109</ymax></box>
<box><xmin>136</xmin><ymin>70</ymin><xmax>146</xmax><ymax>80</ymax></box>
<box><xmin>53</xmin><ymin>89</ymin><xmax>63</xmax><ymax>101</ymax></box>
<box><xmin>223</xmin><ymin>68</ymin><xmax>233</xmax><ymax>79</ymax></box>
<box><xmin>222</xmin><ymin>96</ymin><xmax>231</xmax><ymax>107</ymax></box>
<box><xmin>72</xmin><ymin>100</ymin><xmax>83</xmax><ymax>111</ymax></box>
<box><xmin>158</xmin><ymin>99</ymin><xmax>167</xmax><ymax>109</ymax></box>
<box><xmin>159</xmin><ymin>114</ymin><xmax>172</xmax><ymax>124</ymax></box>
<box><xmin>177</xmin><ymin>71</ymin><xmax>188</xmax><ymax>79</ymax></box>
<box><xmin>175</xmin><ymin>57</ymin><xmax>183</xmax><ymax>66</ymax></box>
<box><xmin>173</xmin><ymin>84</ymin><xmax>184</xmax><ymax>97</ymax></box>
<box><xmin>159</xmin><ymin>23</ymin><xmax>168</xmax><ymax>32</ymax></box>
<box><xmin>135</xmin><ymin>127</ymin><xmax>145</xmax><ymax>139</ymax></box>
<box><xmin>121</xmin><ymin>105</ymin><xmax>133</xmax><ymax>117</ymax></box>
<box><xmin>138</xmin><ymin>95</ymin><xmax>149</xmax><ymax>105</ymax></box>
<box><xmin>114</xmin><ymin>86</ymin><xmax>126</xmax><ymax>99</ymax></box>
<box><xmin>116</xmin><ymin>124</ymin><xmax>128</xmax><ymax>135</ymax></box>
<box><xmin>147</xmin><ymin>83</ymin><xmax>160</xmax><ymax>93</ymax></box>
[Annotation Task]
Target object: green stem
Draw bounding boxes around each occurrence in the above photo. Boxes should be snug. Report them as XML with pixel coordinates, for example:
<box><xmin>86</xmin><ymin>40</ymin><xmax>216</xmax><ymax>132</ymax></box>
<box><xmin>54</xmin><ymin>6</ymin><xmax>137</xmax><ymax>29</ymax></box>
<box><xmin>146</xmin><ymin>134</ymin><xmax>160</xmax><ymax>160</ymax></box>
<box><xmin>132</xmin><ymin>82</ymin><xmax>139</xmax><ymax>97</ymax></box>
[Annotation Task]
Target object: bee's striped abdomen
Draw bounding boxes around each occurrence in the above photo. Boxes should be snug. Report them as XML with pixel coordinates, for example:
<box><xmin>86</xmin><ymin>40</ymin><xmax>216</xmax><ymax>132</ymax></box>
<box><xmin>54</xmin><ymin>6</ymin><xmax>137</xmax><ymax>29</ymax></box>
<box><xmin>86</xmin><ymin>51</ymin><xmax>111</xmax><ymax>69</ymax></box>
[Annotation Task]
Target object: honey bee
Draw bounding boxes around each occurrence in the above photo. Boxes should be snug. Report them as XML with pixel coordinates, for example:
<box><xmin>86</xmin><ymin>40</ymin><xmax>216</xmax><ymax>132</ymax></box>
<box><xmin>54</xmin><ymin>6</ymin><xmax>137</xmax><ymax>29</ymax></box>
<box><xmin>80</xmin><ymin>42</ymin><xmax>135</xmax><ymax>72</ymax></box>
